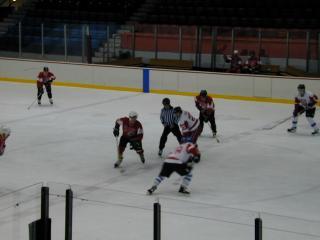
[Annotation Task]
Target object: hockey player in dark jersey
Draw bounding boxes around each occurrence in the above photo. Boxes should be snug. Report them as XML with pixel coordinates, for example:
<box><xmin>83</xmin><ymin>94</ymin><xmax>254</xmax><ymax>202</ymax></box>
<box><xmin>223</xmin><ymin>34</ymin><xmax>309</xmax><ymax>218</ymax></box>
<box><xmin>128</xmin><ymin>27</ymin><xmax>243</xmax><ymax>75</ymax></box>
<box><xmin>113</xmin><ymin>111</ymin><xmax>145</xmax><ymax>168</ymax></box>
<box><xmin>195</xmin><ymin>90</ymin><xmax>217</xmax><ymax>137</ymax></box>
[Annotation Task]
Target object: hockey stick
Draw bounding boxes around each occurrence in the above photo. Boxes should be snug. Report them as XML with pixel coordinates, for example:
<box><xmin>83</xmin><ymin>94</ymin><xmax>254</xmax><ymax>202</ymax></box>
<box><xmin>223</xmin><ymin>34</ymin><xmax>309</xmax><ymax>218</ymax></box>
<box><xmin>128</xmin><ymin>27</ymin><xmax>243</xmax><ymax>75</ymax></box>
<box><xmin>27</xmin><ymin>92</ymin><xmax>42</xmax><ymax>110</ymax></box>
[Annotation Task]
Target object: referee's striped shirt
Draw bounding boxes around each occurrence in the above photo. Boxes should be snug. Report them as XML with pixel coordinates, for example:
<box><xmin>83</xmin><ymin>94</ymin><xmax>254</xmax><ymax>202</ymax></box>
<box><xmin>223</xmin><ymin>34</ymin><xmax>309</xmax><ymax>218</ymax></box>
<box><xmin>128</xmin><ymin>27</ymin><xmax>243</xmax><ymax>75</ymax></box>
<box><xmin>160</xmin><ymin>107</ymin><xmax>177</xmax><ymax>126</ymax></box>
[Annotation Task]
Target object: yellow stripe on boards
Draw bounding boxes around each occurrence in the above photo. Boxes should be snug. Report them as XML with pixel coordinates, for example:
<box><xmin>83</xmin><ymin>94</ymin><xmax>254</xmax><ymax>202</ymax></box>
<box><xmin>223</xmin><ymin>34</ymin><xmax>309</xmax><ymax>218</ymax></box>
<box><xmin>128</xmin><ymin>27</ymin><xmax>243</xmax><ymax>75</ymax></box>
<box><xmin>0</xmin><ymin>77</ymin><xmax>142</xmax><ymax>93</ymax></box>
<box><xmin>2</xmin><ymin>76</ymin><xmax>318</xmax><ymax>106</ymax></box>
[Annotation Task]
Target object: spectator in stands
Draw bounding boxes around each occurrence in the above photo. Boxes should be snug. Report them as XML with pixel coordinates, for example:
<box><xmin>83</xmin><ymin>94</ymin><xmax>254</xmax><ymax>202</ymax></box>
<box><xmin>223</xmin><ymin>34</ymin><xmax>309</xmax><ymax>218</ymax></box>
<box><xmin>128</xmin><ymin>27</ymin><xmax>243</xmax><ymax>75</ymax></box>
<box><xmin>243</xmin><ymin>51</ymin><xmax>261</xmax><ymax>74</ymax></box>
<box><xmin>224</xmin><ymin>50</ymin><xmax>243</xmax><ymax>73</ymax></box>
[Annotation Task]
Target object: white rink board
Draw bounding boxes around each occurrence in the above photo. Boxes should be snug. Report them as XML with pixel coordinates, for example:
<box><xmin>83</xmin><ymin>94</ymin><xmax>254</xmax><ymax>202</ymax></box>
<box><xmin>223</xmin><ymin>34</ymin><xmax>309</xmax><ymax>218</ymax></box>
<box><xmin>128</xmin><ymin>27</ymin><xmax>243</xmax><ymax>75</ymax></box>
<box><xmin>1</xmin><ymin>57</ymin><xmax>320</xmax><ymax>100</ymax></box>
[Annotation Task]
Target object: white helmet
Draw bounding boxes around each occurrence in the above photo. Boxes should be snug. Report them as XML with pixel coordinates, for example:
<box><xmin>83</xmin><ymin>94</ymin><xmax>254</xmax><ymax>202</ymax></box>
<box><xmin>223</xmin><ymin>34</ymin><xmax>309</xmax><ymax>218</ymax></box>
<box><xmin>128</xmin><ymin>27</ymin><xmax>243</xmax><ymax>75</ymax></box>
<box><xmin>0</xmin><ymin>125</ymin><xmax>11</xmax><ymax>136</ymax></box>
<box><xmin>233</xmin><ymin>49</ymin><xmax>239</xmax><ymax>54</ymax></box>
<box><xmin>129</xmin><ymin>111</ymin><xmax>138</xmax><ymax>118</ymax></box>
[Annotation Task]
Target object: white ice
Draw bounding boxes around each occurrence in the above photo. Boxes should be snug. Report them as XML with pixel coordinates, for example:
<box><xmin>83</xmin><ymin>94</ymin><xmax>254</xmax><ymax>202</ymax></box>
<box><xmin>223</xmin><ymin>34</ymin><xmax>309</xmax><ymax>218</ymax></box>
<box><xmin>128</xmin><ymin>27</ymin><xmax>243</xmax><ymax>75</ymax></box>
<box><xmin>0</xmin><ymin>82</ymin><xmax>320</xmax><ymax>240</ymax></box>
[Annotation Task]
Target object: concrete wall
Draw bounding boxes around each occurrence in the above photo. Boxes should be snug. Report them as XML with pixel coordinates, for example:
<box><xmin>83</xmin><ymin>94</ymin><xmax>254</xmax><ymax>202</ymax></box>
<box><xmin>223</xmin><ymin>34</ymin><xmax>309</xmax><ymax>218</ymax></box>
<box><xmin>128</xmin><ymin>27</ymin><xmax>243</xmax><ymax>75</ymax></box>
<box><xmin>1</xmin><ymin>57</ymin><xmax>320</xmax><ymax>101</ymax></box>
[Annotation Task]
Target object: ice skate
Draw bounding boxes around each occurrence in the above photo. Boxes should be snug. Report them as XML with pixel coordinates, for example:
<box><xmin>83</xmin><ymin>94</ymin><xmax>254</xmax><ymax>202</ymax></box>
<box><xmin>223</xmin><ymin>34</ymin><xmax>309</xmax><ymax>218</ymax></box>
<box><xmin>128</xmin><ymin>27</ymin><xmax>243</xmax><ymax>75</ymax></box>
<box><xmin>158</xmin><ymin>149</ymin><xmax>163</xmax><ymax>157</ymax></box>
<box><xmin>38</xmin><ymin>100</ymin><xmax>41</xmax><ymax>105</ymax></box>
<box><xmin>49</xmin><ymin>98</ymin><xmax>53</xmax><ymax>105</ymax></box>
<box><xmin>312</xmin><ymin>128</ymin><xmax>319</xmax><ymax>135</ymax></box>
<box><xmin>147</xmin><ymin>186</ymin><xmax>157</xmax><ymax>195</ymax></box>
<box><xmin>287</xmin><ymin>127</ymin><xmax>297</xmax><ymax>133</ymax></box>
<box><xmin>139</xmin><ymin>154</ymin><xmax>145</xmax><ymax>164</ymax></box>
<box><xmin>114</xmin><ymin>154</ymin><xmax>123</xmax><ymax>168</ymax></box>
<box><xmin>178</xmin><ymin>186</ymin><xmax>190</xmax><ymax>194</ymax></box>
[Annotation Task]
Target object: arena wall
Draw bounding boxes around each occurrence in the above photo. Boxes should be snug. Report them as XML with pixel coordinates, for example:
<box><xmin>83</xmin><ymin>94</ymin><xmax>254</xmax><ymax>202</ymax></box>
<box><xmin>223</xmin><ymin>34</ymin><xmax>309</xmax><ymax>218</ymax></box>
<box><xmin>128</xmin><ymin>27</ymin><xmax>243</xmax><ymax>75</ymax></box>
<box><xmin>1</xmin><ymin>57</ymin><xmax>320</xmax><ymax>104</ymax></box>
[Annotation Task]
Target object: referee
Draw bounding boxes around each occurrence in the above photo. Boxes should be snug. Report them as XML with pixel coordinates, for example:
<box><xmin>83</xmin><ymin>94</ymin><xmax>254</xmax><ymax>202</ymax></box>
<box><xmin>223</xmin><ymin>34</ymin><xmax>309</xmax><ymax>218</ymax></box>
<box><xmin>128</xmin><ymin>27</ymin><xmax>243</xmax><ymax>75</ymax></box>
<box><xmin>158</xmin><ymin>98</ymin><xmax>182</xmax><ymax>156</ymax></box>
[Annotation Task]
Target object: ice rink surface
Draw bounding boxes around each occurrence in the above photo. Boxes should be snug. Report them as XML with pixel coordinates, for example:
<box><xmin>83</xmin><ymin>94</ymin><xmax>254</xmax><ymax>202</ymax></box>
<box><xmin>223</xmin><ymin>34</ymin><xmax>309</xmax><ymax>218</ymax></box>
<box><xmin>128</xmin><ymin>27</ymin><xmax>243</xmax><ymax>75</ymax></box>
<box><xmin>0</xmin><ymin>82</ymin><xmax>320</xmax><ymax>240</ymax></box>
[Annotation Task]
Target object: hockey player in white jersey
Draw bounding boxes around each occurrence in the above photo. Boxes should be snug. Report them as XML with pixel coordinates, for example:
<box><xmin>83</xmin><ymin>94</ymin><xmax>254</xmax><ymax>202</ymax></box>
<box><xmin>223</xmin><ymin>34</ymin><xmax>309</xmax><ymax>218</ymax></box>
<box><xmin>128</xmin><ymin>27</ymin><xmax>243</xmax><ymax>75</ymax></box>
<box><xmin>288</xmin><ymin>84</ymin><xmax>319</xmax><ymax>135</ymax></box>
<box><xmin>147</xmin><ymin>138</ymin><xmax>201</xmax><ymax>195</ymax></box>
<box><xmin>0</xmin><ymin>126</ymin><xmax>11</xmax><ymax>156</ymax></box>
<box><xmin>173</xmin><ymin>106</ymin><xmax>202</xmax><ymax>143</ymax></box>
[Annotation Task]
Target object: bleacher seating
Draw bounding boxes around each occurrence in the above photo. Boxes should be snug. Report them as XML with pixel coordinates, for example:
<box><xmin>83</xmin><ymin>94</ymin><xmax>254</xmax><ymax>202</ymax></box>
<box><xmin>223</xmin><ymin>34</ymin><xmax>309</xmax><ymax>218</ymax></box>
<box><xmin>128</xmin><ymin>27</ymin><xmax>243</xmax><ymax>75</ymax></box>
<box><xmin>27</xmin><ymin>0</ymin><xmax>145</xmax><ymax>23</ymax></box>
<box><xmin>0</xmin><ymin>0</ymin><xmax>144</xmax><ymax>55</ymax></box>
<box><xmin>0</xmin><ymin>6</ymin><xmax>14</xmax><ymax>21</ymax></box>
<box><xmin>131</xmin><ymin>0</ymin><xmax>320</xmax><ymax>29</ymax></box>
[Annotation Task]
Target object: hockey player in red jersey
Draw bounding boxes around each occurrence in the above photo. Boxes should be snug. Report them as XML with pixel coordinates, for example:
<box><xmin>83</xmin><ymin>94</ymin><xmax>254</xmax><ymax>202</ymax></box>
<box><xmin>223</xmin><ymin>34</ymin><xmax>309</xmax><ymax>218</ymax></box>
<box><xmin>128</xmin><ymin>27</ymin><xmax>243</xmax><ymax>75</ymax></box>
<box><xmin>195</xmin><ymin>90</ymin><xmax>217</xmax><ymax>137</ymax></box>
<box><xmin>173</xmin><ymin>106</ymin><xmax>201</xmax><ymax>144</ymax></box>
<box><xmin>113</xmin><ymin>111</ymin><xmax>145</xmax><ymax>168</ymax></box>
<box><xmin>0</xmin><ymin>126</ymin><xmax>11</xmax><ymax>156</ymax></box>
<box><xmin>288</xmin><ymin>84</ymin><xmax>319</xmax><ymax>135</ymax></box>
<box><xmin>37</xmin><ymin>67</ymin><xmax>56</xmax><ymax>105</ymax></box>
<box><xmin>147</xmin><ymin>138</ymin><xmax>201</xmax><ymax>195</ymax></box>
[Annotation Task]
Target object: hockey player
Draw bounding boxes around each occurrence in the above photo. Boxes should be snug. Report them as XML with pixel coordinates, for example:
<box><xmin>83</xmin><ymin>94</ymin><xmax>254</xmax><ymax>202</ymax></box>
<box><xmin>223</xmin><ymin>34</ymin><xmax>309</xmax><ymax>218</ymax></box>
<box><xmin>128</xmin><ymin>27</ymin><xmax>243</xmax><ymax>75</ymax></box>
<box><xmin>195</xmin><ymin>90</ymin><xmax>217</xmax><ymax>137</ymax></box>
<box><xmin>224</xmin><ymin>50</ymin><xmax>243</xmax><ymax>73</ymax></box>
<box><xmin>173</xmin><ymin>106</ymin><xmax>201</xmax><ymax>144</ymax></box>
<box><xmin>158</xmin><ymin>98</ymin><xmax>182</xmax><ymax>156</ymax></box>
<box><xmin>147</xmin><ymin>139</ymin><xmax>201</xmax><ymax>195</ymax></box>
<box><xmin>37</xmin><ymin>67</ymin><xmax>56</xmax><ymax>105</ymax></box>
<box><xmin>113</xmin><ymin>111</ymin><xmax>145</xmax><ymax>168</ymax></box>
<box><xmin>288</xmin><ymin>84</ymin><xmax>319</xmax><ymax>135</ymax></box>
<box><xmin>0</xmin><ymin>126</ymin><xmax>11</xmax><ymax>156</ymax></box>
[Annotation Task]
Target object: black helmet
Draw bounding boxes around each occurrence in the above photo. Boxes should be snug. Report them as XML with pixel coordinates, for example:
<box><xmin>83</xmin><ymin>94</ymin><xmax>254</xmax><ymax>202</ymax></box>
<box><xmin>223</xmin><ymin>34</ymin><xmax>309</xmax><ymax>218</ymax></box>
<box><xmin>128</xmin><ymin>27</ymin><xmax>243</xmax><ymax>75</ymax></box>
<box><xmin>200</xmin><ymin>90</ymin><xmax>207</xmax><ymax>97</ymax></box>
<box><xmin>297</xmin><ymin>84</ymin><xmax>305</xmax><ymax>90</ymax></box>
<box><xmin>173</xmin><ymin>106</ymin><xmax>182</xmax><ymax>114</ymax></box>
<box><xmin>43</xmin><ymin>66</ymin><xmax>49</xmax><ymax>72</ymax></box>
<box><xmin>162</xmin><ymin>98</ymin><xmax>170</xmax><ymax>105</ymax></box>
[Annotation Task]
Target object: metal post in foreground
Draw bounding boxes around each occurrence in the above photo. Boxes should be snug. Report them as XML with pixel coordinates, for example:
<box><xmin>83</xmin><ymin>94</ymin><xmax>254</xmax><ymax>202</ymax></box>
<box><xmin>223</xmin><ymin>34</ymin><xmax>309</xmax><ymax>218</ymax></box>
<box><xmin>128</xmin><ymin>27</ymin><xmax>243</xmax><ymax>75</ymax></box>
<box><xmin>154</xmin><ymin>202</ymin><xmax>161</xmax><ymax>240</ymax></box>
<box><xmin>65</xmin><ymin>189</ymin><xmax>73</xmax><ymax>240</ymax></box>
<box><xmin>41</xmin><ymin>186</ymin><xmax>49</xmax><ymax>220</ymax></box>
<box><xmin>255</xmin><ymin>217</ymin><xmax>262</xmax><ymax>240</ymax></box>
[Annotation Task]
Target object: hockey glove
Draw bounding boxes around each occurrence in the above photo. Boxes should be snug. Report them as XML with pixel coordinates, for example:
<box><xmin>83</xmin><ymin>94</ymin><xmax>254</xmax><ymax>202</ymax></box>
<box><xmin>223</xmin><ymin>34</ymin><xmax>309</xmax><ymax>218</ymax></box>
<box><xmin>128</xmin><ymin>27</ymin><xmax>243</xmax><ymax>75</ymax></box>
<box><xmin>307</xmin><ymin>102</ymin><xmax>315</xmax><ymax>109</ymax></box>
<box><xmin>113</xmin><ymin>128</ymin><xmax>119</xmax><ymax>137</ymax></box>
<box><xmin>191</xmin><ymin>155</ymin><xmax>201</xmax><ymax>163</ymax></box>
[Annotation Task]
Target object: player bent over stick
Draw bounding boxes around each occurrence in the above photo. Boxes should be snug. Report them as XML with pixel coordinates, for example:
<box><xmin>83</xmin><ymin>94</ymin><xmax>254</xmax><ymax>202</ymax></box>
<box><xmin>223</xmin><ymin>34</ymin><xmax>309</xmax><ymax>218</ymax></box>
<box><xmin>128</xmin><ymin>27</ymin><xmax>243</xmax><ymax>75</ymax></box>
<box><xmin>0</xmin><ymin>126</ymin><xmax>11</xmax><ymax>156</ymax></box>
<box><xmin>173</xmin><ymin>106</ymin><xmax>202</xmax><ymax>144</ymax></box>
<box><xmin>147</xmin><ymin>139</ymin><xmax>201</xmax><ymax>195</ymax></box>
<box><xmin>37</xmin><ymin>67</ymin><xmax>56</xmax><ymax>105</ymax></box>
<box><xmin>113</xmin><ymin>111</ymin><xmax>145</xmax><ymax>168</ymax></box>
<box><xmin>287</xmin><ymin>84</ymin><xmax>319</xmax><ymax>135</ymax></box>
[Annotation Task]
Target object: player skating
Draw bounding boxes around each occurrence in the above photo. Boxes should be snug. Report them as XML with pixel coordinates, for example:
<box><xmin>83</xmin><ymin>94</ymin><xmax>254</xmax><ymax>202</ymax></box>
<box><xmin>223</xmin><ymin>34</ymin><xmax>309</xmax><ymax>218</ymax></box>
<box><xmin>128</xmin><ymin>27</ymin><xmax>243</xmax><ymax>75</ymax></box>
<box><xmin>37</xmin><ymin>67</ymin><xmax>56</xmax><ymax>105</ymax></box>
<box><xmin>0</xmin><ymin>126</ymin><xmax>11</xmax><ymax>156</ymax></box>
<box><xmin>147</xmin><ymin>139</ymin><xmax>201</xmax><ymax>195</ymax></box>
<box><xmin>158</xmin><ymin>98</ymin><xmax>182</xmax><ymax>157</ymax></box>
<box><xmin>195</xmin><ymin>90</ymin><xmax>217</xmax><ymax>137</ymax></box>
<box><xmin>287</xmin><ymin>84</ymin><xmax>319</xmax><ymax>135</ymax></box>
<box><xmin>173</xmin><ymin>106</ymin><xmax>201</xmax><ymax>143</ymax></box>
<box><xmin>113</xmin><ymin>111</ymin><xmax>145</xmax><ymax>168</ymax></box>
